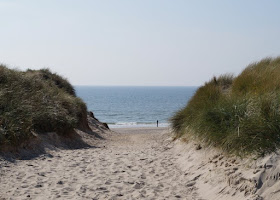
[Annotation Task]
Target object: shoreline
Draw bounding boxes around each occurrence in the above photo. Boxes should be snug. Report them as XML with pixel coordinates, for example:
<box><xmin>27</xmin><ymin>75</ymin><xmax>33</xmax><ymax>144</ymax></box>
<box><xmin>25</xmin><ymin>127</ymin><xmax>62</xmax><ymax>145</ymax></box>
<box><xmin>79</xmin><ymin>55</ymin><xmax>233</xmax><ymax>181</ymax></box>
<box><xmin>108</xmin><ymin>123</ymin><xmax>170</xmax><ymax>129</ymax></box>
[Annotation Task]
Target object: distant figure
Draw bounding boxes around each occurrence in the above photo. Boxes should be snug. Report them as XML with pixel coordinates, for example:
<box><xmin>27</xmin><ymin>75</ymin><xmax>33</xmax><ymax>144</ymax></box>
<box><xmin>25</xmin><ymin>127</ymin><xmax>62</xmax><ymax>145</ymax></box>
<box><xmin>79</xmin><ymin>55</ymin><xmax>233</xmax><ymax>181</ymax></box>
<box><xmin>157</xmin><ymin>120</ymin><xmax>159</xmax><ymax>127</ymax></box>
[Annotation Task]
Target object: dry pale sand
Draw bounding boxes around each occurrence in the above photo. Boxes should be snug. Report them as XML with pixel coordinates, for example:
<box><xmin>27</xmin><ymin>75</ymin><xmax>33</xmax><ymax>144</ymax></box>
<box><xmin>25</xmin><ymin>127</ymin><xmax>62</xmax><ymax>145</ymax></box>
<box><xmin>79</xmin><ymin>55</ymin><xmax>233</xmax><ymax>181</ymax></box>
<box><xmin>0</xmin><ymin>127</ymin><xmax>202</xmax><ymax>200</ymax></box>
<box><xmin>1</xmin><ymin>126</ymin><xmax>280</xmax><ymax>200</ymax></box>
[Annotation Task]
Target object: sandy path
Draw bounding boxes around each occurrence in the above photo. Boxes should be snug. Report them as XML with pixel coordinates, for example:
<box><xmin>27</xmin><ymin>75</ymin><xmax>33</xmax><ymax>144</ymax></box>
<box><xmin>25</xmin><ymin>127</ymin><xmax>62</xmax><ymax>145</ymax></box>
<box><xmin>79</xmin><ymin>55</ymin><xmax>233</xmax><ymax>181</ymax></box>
<box><xmin>0</xmin><ymin>128</ymin><xmax>201</xmax><ymax>200</ymax></box>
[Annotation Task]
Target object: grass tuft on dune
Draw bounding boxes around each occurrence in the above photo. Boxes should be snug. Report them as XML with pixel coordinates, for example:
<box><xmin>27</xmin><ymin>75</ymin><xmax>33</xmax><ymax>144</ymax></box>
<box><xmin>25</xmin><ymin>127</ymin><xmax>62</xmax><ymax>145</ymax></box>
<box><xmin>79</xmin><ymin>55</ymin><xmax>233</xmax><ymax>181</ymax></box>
<box><xmin>0</xmin><ymin>65</ymin><xmax>87</xmax><ymax>146</ymax></box>
<box><xmin>171</xmin><ymin>57</ymin><xmax>280</xmax><ymax>156</ymax></box>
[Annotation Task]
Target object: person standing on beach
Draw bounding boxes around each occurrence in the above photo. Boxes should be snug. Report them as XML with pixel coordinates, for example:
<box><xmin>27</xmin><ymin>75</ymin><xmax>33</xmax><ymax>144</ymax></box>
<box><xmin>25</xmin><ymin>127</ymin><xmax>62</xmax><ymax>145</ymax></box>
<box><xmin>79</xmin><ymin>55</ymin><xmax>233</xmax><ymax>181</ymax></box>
<box><xmin>157</xmin><ymin>120</ymin><xmax>158</xmax><ymax>127</ymax></box>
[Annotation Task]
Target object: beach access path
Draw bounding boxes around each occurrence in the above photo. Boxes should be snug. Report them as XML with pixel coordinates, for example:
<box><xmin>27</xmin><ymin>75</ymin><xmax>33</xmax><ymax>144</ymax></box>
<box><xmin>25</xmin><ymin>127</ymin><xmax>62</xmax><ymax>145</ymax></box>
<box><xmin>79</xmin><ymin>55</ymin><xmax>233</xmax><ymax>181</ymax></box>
<box><xmin>0</xmin><ymin>127</ymin><xmax>202</xmax><ymax>200</ymax></box>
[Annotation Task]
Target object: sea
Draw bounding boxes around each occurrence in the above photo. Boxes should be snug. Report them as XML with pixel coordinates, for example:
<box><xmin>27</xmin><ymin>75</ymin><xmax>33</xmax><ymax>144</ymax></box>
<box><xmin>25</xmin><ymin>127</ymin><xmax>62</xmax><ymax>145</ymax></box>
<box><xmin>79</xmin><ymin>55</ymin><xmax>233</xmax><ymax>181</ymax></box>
<box><xmin>75</xmin><ymin>86</ymin><xmax>197</xmax><ymax>128</ymax></box>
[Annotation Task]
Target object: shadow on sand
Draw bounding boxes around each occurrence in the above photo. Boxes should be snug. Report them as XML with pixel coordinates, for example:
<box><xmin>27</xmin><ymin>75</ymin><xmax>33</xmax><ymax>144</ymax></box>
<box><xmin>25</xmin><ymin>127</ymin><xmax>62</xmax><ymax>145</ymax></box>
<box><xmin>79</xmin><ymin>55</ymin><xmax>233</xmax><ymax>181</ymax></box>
<box><xmin>0</xmin><ymin>113</ymin><xmax>110</xmax><ymax>163</ymax></box>
<box><xmin>0</xmin><ymin>128</ymin><xmax>103</xmax><ymax>162</ymax></box>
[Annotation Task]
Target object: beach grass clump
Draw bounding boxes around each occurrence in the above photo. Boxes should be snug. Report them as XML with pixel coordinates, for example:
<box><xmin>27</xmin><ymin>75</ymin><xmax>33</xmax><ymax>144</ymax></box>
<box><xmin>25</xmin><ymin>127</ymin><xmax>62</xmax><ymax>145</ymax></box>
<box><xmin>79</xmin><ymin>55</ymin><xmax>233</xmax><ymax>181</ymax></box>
<box><xmin>0</xmin><ymin>65</ymin><xmax>87</xmax><ymax>146</ymax></box>
<box><xmin>26</xmin><ymin>68</ymin><xmax>76</xmax><ymax>96</ymax></box>
<box><xmin>171</xmin><ymin>57</ymin><xmax>280</xmax><ymax>156</ymax></box>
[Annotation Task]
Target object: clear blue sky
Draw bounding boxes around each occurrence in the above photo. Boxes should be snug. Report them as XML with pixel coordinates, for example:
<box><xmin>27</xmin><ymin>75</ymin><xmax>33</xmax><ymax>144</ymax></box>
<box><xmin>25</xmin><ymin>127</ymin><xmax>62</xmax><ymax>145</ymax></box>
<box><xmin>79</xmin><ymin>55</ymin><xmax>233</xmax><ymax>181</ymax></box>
<box><xmin>1</xmin><ymin>0</ymin><xmax>280</xmax><ymax>86</ymax></box>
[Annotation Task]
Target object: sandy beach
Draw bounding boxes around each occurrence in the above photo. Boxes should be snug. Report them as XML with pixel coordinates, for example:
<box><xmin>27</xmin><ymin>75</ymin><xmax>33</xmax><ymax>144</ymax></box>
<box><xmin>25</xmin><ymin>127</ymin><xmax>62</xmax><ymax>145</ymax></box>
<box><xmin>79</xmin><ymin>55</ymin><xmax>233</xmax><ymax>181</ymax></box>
<box><xmin>0</xmin><ymin>127</ymin><xmax>201</xmax><ymax>200</ymax></box>
<box><xmin>1</xmin><ymin>126</ymin><xmax>280</xmax><ymax>200</ymax></box>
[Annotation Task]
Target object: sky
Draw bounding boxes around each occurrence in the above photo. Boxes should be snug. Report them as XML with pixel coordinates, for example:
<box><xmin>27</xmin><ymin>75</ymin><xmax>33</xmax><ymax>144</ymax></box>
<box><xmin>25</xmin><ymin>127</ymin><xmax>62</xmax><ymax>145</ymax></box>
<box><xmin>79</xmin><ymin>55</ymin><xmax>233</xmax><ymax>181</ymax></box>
<box><xmin>1</xmin><ymin>0</ymin><xmax>280</xmax><ymax>86</ymax></box>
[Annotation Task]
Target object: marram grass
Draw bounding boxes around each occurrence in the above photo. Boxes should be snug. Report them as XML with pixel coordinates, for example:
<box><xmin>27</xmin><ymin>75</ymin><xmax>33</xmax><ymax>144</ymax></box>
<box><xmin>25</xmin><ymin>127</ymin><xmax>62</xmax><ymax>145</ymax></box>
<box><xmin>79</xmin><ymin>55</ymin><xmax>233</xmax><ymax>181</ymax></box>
<box><xmin>171</xmin><ymin>57</ymin><xmax>280</xmax><ymax>156</ymax></box>
<box><xmin>0</xmin><ymin>66</ymin><xmax>87</xmax><ymax>146</ymax></box>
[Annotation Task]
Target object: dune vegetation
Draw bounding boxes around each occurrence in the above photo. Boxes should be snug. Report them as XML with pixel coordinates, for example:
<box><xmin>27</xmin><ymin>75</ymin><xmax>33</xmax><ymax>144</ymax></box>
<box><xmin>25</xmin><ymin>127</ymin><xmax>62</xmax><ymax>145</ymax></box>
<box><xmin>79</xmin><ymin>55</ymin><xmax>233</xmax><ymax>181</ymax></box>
<box><xmin>171</xmin><ymin>57</ymin><xmax>280</xmax><ymax>156</ymax></box>
<box><xmin>0</xmin><ymin>65</ymin><xmax>87</xmax><ymax>146</ymax></box>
